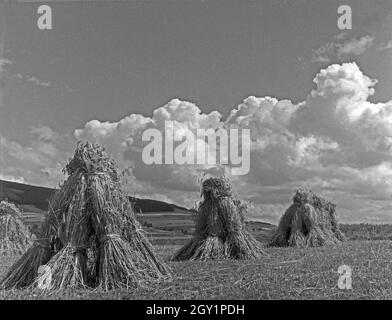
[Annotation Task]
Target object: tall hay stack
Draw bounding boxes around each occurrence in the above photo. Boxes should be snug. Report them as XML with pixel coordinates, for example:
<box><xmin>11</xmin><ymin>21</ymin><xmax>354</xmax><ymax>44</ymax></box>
<box><xmin>173</xmin><ymin>176</ymin><xmax>265</xmax><ymax>261</ymax></box>
<box><xmin>269</xmin><ymin>188</ymin><xmax>345</xmax><ymax>247</ymax></box>
<box><xmin>0</xmin><ymin>142</ymin><xmax>171</xmax><ymax>291</ymax></box>
<box><xmin>0</xmin><ymin>201</ymin><xmax>32</xmax><ymax>256</ymax></box>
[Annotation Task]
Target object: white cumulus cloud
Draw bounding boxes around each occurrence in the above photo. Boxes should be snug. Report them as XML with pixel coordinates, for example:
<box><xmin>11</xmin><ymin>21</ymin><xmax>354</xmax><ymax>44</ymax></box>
<box><xmin>2</xmin><ymin>62</ymin><xmax>392</xmax><ymax>223</ymax></box>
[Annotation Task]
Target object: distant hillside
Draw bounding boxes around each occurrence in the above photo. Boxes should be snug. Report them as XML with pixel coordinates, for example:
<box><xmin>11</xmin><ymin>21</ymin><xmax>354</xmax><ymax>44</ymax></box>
<box><xmin>0</xmin><ymin>179</ymin><xmax>54</xmax><ymax>211</ymax></box>
<box><xmin>0</xmin><ymin>179</ymin><xmax>190</xmax><ymax>214</ymax></box>
<box><xmin>129</xmin><ymin>196</ymin><xmax>189</xmax><ymax>213</ymax></box>
<box><xmin>0</xmin><ymin>178</ymin><xmax>278</xmax><ymax>246</ymax></box>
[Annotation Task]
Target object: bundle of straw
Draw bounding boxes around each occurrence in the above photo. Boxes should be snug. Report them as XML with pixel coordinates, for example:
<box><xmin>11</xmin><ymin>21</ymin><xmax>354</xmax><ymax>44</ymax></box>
<box><xmin>0</xmin><ymin>241</ymin><xmax>52</xmax><ymax>289</ymax></box>
<box><xmin>88</xmin><ymin>172</ymin><xmax>171</xmax><ymax>290</ymax></box>
<box><xmin>173</xmin><ymin>176</ymin><xmax>265</xmax><ymax>261</ymax></box>
<box><xmin>0</xmin><ymin>201</ymin><xmax>32</xmax><ymax>257</ymax></box>
<box><xmin>1</xmin><ymin>141</ymin><xmax>171</xmax><ymax>291</ymax></box>
<box><xmin>269</xmin><ymin>188</ymin><xmax>345</xmax><ymax>247</ymax></box>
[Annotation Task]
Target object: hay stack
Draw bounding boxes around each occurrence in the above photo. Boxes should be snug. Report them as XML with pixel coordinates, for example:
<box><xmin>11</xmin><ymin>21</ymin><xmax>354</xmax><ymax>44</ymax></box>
<box><xmin>0</xmin><ymin>142</ymin><xmax>171</xmax><ymax>291</ymax></box>
<box><xmin>269</xmin><ymin>188</ymin><xmax>345</xmax><ymax>247</ymax></box>
<box><xmin>0</xmin><ymin>201</ymin><xmax>32</xmax><ymax>256</ymax></box>
<box><xmin>173</xmin><ymin>176</ymin><xmax>265</xmax><ymax>261</ymax></box>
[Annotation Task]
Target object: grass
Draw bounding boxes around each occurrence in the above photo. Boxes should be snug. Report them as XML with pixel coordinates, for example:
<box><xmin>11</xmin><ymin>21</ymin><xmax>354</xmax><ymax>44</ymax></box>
<box><xmin>1</xmin><ymin>240</ymin><xmax>392</xmax><ymax>299</ymax></box>
<box><xmin>340</xmin><ymin>224</ymin><xmax>392</xmax><ymax>240</ymax></box>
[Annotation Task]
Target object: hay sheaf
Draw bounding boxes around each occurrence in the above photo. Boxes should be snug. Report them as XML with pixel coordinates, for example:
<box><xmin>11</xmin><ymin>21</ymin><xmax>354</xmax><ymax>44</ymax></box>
<box><xmin>269</xmin><ymin>188</ymin><xmax>345</xmax><ymax>247</ymax></box>
<box><xmin>173</xmin><ymin>176</ymin><xmax>265</xmax><ymax>261</ymax></box>
<box><xmin>0</xmin><ymin>201</ymin><xmax>32</xmax><ymax>257</ymax></box>
<box><xmin>0</xmin><ymin>141</ymin><xmax>171</xmax><ymax>291</ymax></box>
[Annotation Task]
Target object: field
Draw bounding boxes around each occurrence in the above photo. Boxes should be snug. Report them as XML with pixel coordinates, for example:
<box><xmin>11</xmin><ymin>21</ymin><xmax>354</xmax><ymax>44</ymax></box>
<box><xmin>4</xmin><ymin>204</ymin><xmax>392</xmax><ymax>300</ymax></box>
<box><xmin>2</xmin><ymin>179</ymin><xmax>392</xmax><ymax>300</ymax></box>
<box><xmin>1</xmin><ymin>240</ymin><xmax>392</xmax><ymax>300</ymax></box>
<box><xmin>3</xmin><ymin>208</ymin><xmax>392</xmax><ymax>300</ymax></box>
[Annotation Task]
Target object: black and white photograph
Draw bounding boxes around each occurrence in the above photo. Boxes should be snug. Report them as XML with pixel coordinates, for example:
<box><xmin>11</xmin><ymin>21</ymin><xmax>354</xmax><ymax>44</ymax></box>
<box><xmin>0</xmin><ymin>0</ymin><xmax>392</xmax><ymax>308</ymax></box>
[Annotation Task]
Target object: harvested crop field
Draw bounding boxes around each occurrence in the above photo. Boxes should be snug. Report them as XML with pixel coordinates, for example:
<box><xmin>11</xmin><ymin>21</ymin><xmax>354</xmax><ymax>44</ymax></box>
<box><xmin>1</xmin><ymin>240</ymin><xmax>392</xmax><ymax>300</ymax></box>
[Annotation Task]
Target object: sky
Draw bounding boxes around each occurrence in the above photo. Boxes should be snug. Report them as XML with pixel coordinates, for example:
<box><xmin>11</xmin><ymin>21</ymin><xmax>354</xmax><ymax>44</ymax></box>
<box><xmin>0</xmin><ymin>0</ymin><xmax>392</xmax><ymax>224</ymax></box>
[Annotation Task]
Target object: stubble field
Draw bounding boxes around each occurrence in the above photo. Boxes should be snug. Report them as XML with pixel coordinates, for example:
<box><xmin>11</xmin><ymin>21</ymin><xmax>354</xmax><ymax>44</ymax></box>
<box><xmin>1</xmin><ymin>240</ymin><xmax>392</xmax><ymax>300</ymax></box>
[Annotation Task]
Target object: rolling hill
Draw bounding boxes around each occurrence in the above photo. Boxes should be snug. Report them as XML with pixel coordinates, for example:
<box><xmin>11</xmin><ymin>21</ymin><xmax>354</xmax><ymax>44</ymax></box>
<box><xmin>0</xmin><ymin>178</ymin><xmax>190</xmax><ymax>214</ymax></box>
<box><xmin>0</xmin><ymin>178</ymin><xmax>276</xmax><ymax>244</ymax></box>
